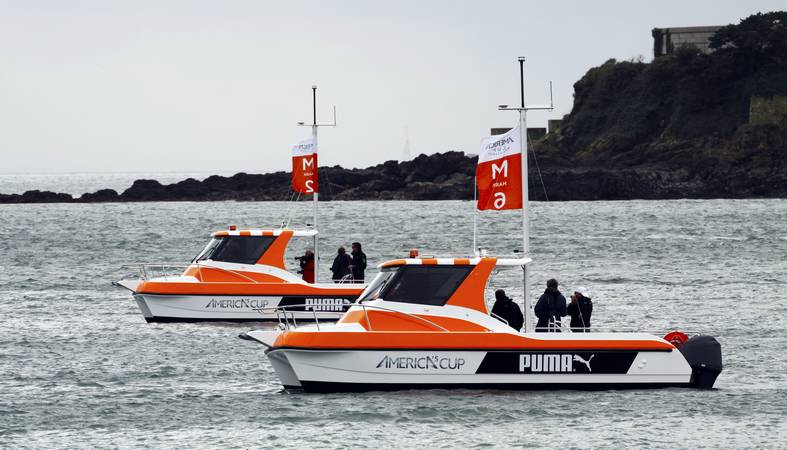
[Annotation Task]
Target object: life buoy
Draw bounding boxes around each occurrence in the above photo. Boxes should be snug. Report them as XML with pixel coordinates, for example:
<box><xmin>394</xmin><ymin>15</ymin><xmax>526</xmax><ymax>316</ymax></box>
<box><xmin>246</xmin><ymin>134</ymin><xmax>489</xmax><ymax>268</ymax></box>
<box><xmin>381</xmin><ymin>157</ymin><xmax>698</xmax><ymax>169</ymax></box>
<box><xmin>664</xmin><ymin>331</ymin><xmax>689</xmax><ymax>346</ymax></box>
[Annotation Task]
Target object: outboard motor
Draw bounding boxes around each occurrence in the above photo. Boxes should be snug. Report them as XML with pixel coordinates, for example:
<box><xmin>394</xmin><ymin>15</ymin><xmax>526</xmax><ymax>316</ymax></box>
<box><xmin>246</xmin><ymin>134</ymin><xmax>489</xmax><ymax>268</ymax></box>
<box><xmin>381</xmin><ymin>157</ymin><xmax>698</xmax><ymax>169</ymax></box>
<box><xmin>677</xmin><ymin>335</ymin><xmax>723</xmax><ymax>389</ymax></box>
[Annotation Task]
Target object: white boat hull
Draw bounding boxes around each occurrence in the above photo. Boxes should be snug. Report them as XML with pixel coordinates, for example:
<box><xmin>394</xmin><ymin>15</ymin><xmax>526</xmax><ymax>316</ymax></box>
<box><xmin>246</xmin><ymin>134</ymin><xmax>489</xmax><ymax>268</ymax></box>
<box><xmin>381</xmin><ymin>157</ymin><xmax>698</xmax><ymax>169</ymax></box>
<box><xmin>263</xmin><ymin>347</ymin><xmax>699</xmax><ymax>392</ymax></box>
<box><xmin>132</xmin><ymin>293</ymin><xmax>352</xmax><ymax>323</ymax></box>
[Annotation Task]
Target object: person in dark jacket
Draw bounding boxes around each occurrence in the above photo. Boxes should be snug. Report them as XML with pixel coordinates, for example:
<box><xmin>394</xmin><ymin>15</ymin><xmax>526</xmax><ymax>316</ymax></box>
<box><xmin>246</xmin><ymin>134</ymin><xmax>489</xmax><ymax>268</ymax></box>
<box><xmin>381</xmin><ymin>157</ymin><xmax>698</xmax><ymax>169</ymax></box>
<box><xmin>491</xmin><ymin>289</ymin><xmax>524</xmax><ymax>332</ymax></box>
<box><xmin>534</xmin><ymin>278</ymin><xmax>567</xmax><ymax>332</ymax></box>
<box><xmin>349</xmin><ymin>242</ymin><xmax>367</xmax><ymax>283</ymax></box>
<box><xmin>568</xmin><ymin>287</ymin><xmax>593</xmax><ymax>332</ymax></box>
<box><xmin>295</xmin><ymin>250</ymin><xmax>315</xmax><ymax>283</ymax></box>
<box><xmin>330</xmin><ymin>247</ymin><xmax>352</xmax><ymax>282</ymax></box>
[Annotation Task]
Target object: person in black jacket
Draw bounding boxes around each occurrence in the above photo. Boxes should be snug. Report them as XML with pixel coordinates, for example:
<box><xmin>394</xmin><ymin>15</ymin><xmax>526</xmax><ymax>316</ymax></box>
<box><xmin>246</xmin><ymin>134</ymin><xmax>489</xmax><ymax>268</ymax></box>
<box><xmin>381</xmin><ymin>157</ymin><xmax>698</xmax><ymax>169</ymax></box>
<box><xmin>568</xmin><ymin>287</ymin><xmax>593</xmax><ymax>332</ymax></box>
<box><xmin>534</xmin><ymin>279</ymin><xmax>567</xmax><ymax>332</ymax></box>
<box><xmin>330</xmin><ymin>247</ymin><xmax>352</xmax><ymax>282</ymax></box>
<box><xmin>349</xmin><ymin>242</ymin><xmax>367</xmax><ymax>283</ymax></box>
<box><xmin>491</xmin><ymin>289</ymin><xmax>524</xmax><ymax>332</ymax></box>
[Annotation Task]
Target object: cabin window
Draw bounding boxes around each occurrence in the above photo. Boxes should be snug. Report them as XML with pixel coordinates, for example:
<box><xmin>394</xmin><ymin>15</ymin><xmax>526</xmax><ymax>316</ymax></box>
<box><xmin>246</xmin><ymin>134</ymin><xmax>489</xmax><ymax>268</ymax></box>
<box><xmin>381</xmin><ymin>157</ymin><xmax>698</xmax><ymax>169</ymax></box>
<box><xmin>358</xmin><ymin>268</ymin><xmax>397</xmax><ymax>302</ymax></box>
<box><xmin>381</xmin><ymin>265</ymin><xmax>473</xmax><ymax>306</ymax></box>
<box><xmin>195</xmin><ymin>236</ymin><xmax>275</xmax><ymax>265</ymax></box>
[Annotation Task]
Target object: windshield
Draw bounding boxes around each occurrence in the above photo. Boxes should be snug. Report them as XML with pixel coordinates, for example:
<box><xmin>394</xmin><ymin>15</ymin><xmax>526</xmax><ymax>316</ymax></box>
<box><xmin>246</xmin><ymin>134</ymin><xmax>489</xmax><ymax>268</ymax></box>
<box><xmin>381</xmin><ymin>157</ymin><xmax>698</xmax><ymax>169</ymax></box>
<box><xmin>193</xmin><ymin>238</ymin><xmax>221</xmax><ymax>263</ymax></box>
<box><xmin>358</xmin><ymin>268</ymin><xmax>397</xmax><ymax>302</ymax></box>
<box><xmin>193</xmin><ymin>236</ymin><xmax>276</xmax><ymax>265</ymax></box>
<box><xmin>357</xmin><ymin>265</ymin><xmax>473</xmax><ymax>306</ymax></box>
<box><xmin>384</xmin><ymin>265</ymin><xmax>473</xmax><ymax>306</ymax></box>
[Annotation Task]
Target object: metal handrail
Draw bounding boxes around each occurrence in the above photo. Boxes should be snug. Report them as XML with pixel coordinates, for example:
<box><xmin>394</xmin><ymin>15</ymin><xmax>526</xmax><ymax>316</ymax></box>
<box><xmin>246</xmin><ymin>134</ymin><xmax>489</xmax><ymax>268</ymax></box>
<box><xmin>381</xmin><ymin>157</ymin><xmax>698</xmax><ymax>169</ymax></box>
<box><xmin>533</xmin><ymin>320</ymin><xmax>702</xmax><ymax>335</ymax></box>
<box><xmin>489</xmin><ymin>312</ymin><xmax>509</xmax><ymax>325</ymax></box>
<box><xmin>119</xmin><ymin>261</ymin><xmax>260</xmax><ymax>284</ymax></box>
<box><xmin>260</xmin><ymin>303</ymin><xmax>450</xmax><ymax>333</ymax></box>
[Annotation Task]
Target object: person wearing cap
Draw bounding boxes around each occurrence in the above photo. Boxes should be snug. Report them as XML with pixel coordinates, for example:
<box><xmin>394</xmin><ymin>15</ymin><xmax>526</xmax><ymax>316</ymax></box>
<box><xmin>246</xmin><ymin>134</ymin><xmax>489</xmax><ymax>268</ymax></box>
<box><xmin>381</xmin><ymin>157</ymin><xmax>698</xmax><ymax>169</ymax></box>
<box><xmin>568</xmin><ymin>287</ymin><xmax>593</xmax><ymax>332</ymax></box>
<box><xmin>491</xmin><ymin>289</ymin><xmax>524</xmax><ymax>331</ymax></box>
<box><xmin>534</xmin><ymin>278</ymin><xmax>567</xmax><ymax>332</ymax></box>
<box><xmin>349</xmin><ymin>242</ymin><xmax>367</xmax><ymax>283</ymax></box>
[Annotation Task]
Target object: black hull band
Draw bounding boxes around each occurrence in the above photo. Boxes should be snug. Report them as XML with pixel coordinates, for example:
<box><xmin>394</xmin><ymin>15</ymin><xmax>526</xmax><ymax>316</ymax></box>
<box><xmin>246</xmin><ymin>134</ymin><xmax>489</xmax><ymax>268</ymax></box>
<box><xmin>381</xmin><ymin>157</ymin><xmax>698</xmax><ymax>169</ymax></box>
<box><xmin>297</xmin><ymin>381</ymin><xmax>692</xmax><ymax>393</ymax></box>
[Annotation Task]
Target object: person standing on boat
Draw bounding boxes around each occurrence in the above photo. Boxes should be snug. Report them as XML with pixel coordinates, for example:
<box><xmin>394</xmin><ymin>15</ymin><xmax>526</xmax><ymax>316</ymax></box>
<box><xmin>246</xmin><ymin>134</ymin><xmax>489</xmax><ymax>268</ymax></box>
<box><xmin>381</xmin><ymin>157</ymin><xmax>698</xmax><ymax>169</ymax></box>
<box><xmin>534</xmin><ymin>279</ymin><xmax>567</xmax><ymax>332</ymax></box>
<box><xmin>568</xmin><ymin>287</ymin><xmax>593</xmax><ymax>332</ymax></box>
<box><xmin>349</xmin><ymin>242</ymin><xmax>367</xmax><ymax>283</ymax></box>
<box><xmin>330</xmin><ymin>247</ymin><xmax>352</xmax><ymax>283</ymax></box>
<box><xmin>296</xmin><ymin>250</ymin><xmax>315</xmax><ymax>283</ymax></box>
<box><xmin>491</xmin><ymin>289</ymin><xmax>524</xmax><ymax>331</ymax></box>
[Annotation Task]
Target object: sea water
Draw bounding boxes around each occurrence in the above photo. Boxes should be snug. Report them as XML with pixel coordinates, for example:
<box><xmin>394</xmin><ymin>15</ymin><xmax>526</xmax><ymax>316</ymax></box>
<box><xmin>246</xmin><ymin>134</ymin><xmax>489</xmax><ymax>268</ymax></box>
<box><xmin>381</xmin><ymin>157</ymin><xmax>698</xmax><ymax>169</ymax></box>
<box><xmin>1</xmin><ymin>198</ymin><xmax>785</xmax><ymax>448</ymax></box>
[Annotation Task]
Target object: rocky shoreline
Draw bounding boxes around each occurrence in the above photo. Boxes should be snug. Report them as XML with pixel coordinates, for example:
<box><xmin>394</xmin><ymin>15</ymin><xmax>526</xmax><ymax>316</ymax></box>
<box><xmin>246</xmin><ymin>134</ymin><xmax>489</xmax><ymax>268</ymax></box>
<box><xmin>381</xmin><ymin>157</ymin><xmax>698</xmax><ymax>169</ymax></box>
<box><xmin>1</xmin><ymin>146</ymin><xmax>784</xmax><ymax>204</ymax></box>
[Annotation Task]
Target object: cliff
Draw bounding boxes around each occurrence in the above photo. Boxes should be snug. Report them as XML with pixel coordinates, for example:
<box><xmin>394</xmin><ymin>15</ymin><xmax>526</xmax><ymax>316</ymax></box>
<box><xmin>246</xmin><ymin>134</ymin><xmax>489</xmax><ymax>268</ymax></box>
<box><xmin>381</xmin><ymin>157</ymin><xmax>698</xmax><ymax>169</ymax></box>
<box><xmin>1</xmin><ymin>12</ymin><xmax>784</xmax><ymax>204</ymax></box>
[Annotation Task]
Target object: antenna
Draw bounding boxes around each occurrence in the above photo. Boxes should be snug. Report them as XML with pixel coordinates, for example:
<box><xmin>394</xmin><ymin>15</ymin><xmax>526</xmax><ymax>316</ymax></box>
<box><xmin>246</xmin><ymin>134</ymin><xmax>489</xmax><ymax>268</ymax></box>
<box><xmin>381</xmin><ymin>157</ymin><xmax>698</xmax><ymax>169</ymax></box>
<box><xmin>294</xmin><ymin>85</ymin><xmax>338</xmax><ymax>283</ymax></box>
<box><xmin>497</xmin><ymin>57</ymin><xmax>556</xmax><ymax>333</ymax></box>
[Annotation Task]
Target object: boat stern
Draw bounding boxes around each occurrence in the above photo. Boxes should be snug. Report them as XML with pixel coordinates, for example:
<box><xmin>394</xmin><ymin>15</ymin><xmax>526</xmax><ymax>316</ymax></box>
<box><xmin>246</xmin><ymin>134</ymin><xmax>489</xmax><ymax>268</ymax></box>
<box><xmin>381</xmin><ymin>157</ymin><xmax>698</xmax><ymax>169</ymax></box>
<box><xmin>678</xmin><ymin>335</ymin><xmax>723</xmax><ymax>389</ymax></box>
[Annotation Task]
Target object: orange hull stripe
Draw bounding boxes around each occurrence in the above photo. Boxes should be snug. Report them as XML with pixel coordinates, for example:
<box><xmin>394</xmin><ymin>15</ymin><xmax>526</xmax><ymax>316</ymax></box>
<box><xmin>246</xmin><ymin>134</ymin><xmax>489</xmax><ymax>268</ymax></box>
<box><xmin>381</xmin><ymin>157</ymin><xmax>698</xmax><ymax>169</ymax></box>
<box><xmin>274</xmin><ymin>331</ymin><xmax>674</xmax><ymax>351</ymax></box>
<box><xmin>136</xmin><ymin>281</ymin><xmax>364</xmax><ymax>296</ymax></box>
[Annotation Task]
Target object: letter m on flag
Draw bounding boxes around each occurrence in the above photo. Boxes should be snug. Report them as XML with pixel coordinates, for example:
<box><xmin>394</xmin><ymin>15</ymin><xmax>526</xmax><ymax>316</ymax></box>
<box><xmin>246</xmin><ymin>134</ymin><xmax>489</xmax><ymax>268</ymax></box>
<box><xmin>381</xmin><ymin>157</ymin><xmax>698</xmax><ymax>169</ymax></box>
<box><xmin>291</xmin><ymin>137</ymin><xmax>318</xmax><ymax>194</ymax></box>
<box><xmin>476</xmin><ymin>127</ymin><xmax>523</xmax><ymax>211</ymax></box>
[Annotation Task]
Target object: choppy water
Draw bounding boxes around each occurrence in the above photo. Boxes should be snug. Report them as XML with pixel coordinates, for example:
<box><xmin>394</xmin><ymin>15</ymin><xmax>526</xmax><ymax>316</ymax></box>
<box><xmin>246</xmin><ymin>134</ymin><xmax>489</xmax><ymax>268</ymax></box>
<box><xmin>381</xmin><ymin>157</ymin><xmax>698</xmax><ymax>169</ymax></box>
<box><xmin>1</xmin><ymin>198</ymin><xmax>786</xmax><ymax>448</ymax></box>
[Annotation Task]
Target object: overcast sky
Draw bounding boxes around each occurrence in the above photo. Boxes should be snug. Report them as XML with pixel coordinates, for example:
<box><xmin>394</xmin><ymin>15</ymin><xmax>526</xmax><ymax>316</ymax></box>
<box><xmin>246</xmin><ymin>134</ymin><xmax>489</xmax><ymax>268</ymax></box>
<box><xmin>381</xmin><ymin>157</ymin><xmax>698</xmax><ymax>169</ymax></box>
<box><xmin>0</xmin><ymin>0</ymin><xmax>782</xmax><ymax>174</ymax></box>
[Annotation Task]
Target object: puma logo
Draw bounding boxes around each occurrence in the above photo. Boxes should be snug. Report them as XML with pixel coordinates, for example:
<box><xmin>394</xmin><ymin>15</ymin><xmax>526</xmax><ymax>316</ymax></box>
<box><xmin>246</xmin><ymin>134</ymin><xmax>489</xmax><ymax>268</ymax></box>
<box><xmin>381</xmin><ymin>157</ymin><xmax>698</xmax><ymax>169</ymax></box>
<box><xmin>573</xmin><ymin>354</ymin><xmax>595</xmax><ymax>372</ymax></box>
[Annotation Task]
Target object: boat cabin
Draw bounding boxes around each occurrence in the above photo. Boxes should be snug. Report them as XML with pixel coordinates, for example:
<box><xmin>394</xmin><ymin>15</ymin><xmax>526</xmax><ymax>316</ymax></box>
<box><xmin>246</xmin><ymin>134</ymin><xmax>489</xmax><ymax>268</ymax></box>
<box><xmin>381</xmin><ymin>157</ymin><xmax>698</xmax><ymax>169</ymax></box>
<box><xmin>193</xmin><ymin>228</ymin><xmax>317</xmax><ymax>270</ymax></box>
<box><xmin>359</xmin><ymin>257</ymin><xmax>529</xmax><ymax>312</ymax></box>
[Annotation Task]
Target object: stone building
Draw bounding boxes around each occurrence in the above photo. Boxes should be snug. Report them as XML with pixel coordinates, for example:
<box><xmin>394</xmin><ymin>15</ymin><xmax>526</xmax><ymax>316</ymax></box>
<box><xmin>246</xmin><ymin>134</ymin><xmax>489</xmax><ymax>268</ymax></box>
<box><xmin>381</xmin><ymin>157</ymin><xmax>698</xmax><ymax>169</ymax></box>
<box><xmin>652</xmin><ymin>26</ymin><xmax>723</xmax><ymax>57</ymax></box>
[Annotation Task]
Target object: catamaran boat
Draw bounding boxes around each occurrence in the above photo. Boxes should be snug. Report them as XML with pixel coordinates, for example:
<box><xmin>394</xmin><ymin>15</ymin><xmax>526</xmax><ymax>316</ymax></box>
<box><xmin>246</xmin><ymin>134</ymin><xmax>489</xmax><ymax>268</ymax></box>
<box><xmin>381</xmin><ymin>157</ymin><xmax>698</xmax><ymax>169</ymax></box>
<box><xmin>115</xmin><ymin>86</ymin><xmax>366</xmax><ymax>322</ymax></box>
<box><xmin>240</xmin><ymin>59</ymin><xmax>722</xmax><ymax>392</ymax></box>
<box><xmin>115</xmin><ymin>228</ymin><xmax>365</xmax><ymax>322</ymax></box>
<box><xmin>241</xmin><ymin>256</ymin><xmax>722</xmax><ymax>392</ymax></box>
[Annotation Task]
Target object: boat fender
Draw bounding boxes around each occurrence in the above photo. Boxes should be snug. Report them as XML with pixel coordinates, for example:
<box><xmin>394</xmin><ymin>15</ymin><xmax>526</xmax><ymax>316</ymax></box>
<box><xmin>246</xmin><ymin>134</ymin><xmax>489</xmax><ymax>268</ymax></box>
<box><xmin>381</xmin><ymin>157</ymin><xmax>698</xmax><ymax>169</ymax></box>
<box><xmin>663</xmin><ymin>331</ymin><xmax>689</xmax><ymax>347</ymax></box>
<box><xmin>677</xmin><ymin>335</ymin><xmax>723</xmax><ymax>389</ymax></box>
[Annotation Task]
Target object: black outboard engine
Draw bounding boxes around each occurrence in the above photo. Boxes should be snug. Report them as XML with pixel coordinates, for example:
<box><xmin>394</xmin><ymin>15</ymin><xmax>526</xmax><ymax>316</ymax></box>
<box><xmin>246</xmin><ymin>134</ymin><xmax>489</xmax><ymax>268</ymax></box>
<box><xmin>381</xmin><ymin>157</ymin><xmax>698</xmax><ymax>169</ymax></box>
<box><xmin>678</xmin><ymin>335</ymin><xmax>723</xmax><ymax>389</ymax></box>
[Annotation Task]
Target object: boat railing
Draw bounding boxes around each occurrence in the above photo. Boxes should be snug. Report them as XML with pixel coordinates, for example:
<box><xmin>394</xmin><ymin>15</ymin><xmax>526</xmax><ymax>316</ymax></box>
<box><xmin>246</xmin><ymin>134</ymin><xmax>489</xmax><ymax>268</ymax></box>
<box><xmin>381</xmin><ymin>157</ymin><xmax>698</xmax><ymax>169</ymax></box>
<box><xmin>489</xmin><ymin>312</ymin><xmax>509</xmax><ymax>325</ymax></box>
<box><xmin>120</xmin><ymin>262</ymin><xmax>187</xmax><ymax>280</ymax></box>
<box><xmin>532</xmin><ymin>320</ymin><xmax>701</xmax><ymax>336</ymax></box>
<box><xmin>120</xmin><ymin>262</ymin><xmax>261</xmax><ymax>283</ymax></box>
<box><xmin>335</xmin><ymin>274</ymin><xmax>362</xmax><ymax>284</ymax></box>
<box><xmin>259</xmin><ymin>303</ymin><xmax>450</xmax><ymax>333</ymax></box>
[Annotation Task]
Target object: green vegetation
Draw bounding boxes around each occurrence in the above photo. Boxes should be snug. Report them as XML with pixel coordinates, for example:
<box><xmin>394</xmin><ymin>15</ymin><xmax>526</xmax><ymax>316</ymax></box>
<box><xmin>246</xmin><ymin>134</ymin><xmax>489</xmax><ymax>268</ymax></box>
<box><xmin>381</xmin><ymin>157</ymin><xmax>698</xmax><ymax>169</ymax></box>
<box><xmin>540</xmin><ymin>11</ymin><xmax>787</xmax><ymax>171</ymax></box>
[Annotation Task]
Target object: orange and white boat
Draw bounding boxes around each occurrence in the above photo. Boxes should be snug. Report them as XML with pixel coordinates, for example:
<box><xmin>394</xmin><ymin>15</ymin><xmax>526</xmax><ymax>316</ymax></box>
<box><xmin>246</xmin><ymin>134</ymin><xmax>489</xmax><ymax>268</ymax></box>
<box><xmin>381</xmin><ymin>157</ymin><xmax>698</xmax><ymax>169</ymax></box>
<box><xmin>115</xmin><ymin>228</ymin><xmax>365</xmax><ymax>322</ymax></box>
<box><xmin>242</xmin><ymin>256</ymin><xmax>722</xmax><ymax>392</ymax></box>
<box><xmin>241</xmin><ymin>59</ymin><xmax>722</xmax><ymax>392</ymax></box>
<box><xmin>115</xmin><ymin>86</ymin><xmax>365</xmax><ymax>322</ymax></box>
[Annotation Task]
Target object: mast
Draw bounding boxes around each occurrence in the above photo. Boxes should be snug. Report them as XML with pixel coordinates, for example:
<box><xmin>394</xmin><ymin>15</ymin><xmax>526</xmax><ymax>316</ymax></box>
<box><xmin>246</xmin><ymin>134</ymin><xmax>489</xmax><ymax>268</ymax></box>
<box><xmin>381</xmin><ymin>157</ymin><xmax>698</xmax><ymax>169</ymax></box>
<box><xmin>298</xmin><ymin>85</ymin><xmax>337</xmax><ymax>283</ymax></box>
<box><xmin>518</xmin><ymin>58</ymin><xmax>531</xmax><ymax>333</ymax></box>
<box><xmin>498</xmin><ymin>57</ymin><xmax>553</xmax><ymax>333</ymax></box>
<box><xmin>312</xmin><ymin>85</ymin><xmax>319</xmax><ymax>283</ymax></box>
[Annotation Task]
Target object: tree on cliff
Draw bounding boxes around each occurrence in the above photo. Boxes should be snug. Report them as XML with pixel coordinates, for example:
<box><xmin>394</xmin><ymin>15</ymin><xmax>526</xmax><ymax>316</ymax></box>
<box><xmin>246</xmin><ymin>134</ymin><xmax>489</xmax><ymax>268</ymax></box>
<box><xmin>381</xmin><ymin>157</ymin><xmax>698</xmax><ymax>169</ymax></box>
<box><xmin>709</xmin><ymin>11</ymin><xmax>787</xmax><ymax>67</ymax></box>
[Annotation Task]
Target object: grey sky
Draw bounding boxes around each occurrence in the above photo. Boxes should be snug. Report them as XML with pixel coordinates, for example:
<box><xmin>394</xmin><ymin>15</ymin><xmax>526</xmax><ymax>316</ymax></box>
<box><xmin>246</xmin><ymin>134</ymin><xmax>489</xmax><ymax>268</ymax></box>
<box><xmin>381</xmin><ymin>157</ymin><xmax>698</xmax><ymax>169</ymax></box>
<box><xmin>0</xmin><ymin>0</ymin><xmax>782</xmax><ymax>174</ymax></box>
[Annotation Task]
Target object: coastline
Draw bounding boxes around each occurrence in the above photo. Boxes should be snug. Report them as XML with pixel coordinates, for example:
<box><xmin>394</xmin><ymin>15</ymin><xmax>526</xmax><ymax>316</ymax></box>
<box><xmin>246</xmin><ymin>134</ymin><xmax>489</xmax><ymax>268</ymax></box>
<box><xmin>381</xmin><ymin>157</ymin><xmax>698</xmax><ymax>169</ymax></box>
<box><xmin>1</xmin><ymin>151</ymin><xmax>784</xmax><ymax>203</ymax></box>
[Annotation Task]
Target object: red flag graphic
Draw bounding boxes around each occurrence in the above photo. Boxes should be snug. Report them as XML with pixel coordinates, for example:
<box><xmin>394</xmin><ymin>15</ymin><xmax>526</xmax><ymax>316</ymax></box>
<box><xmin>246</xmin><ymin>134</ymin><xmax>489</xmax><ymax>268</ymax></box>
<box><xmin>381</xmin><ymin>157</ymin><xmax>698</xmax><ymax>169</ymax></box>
<box><xmin>292</xmin><ymin>137</ymin><xmax>318</xmax><ymax>194</ymax></box>
<box><xmin>476</xmin><ymin>127</ymin><xmax>522</xmax><ymax>210</ymax></box>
